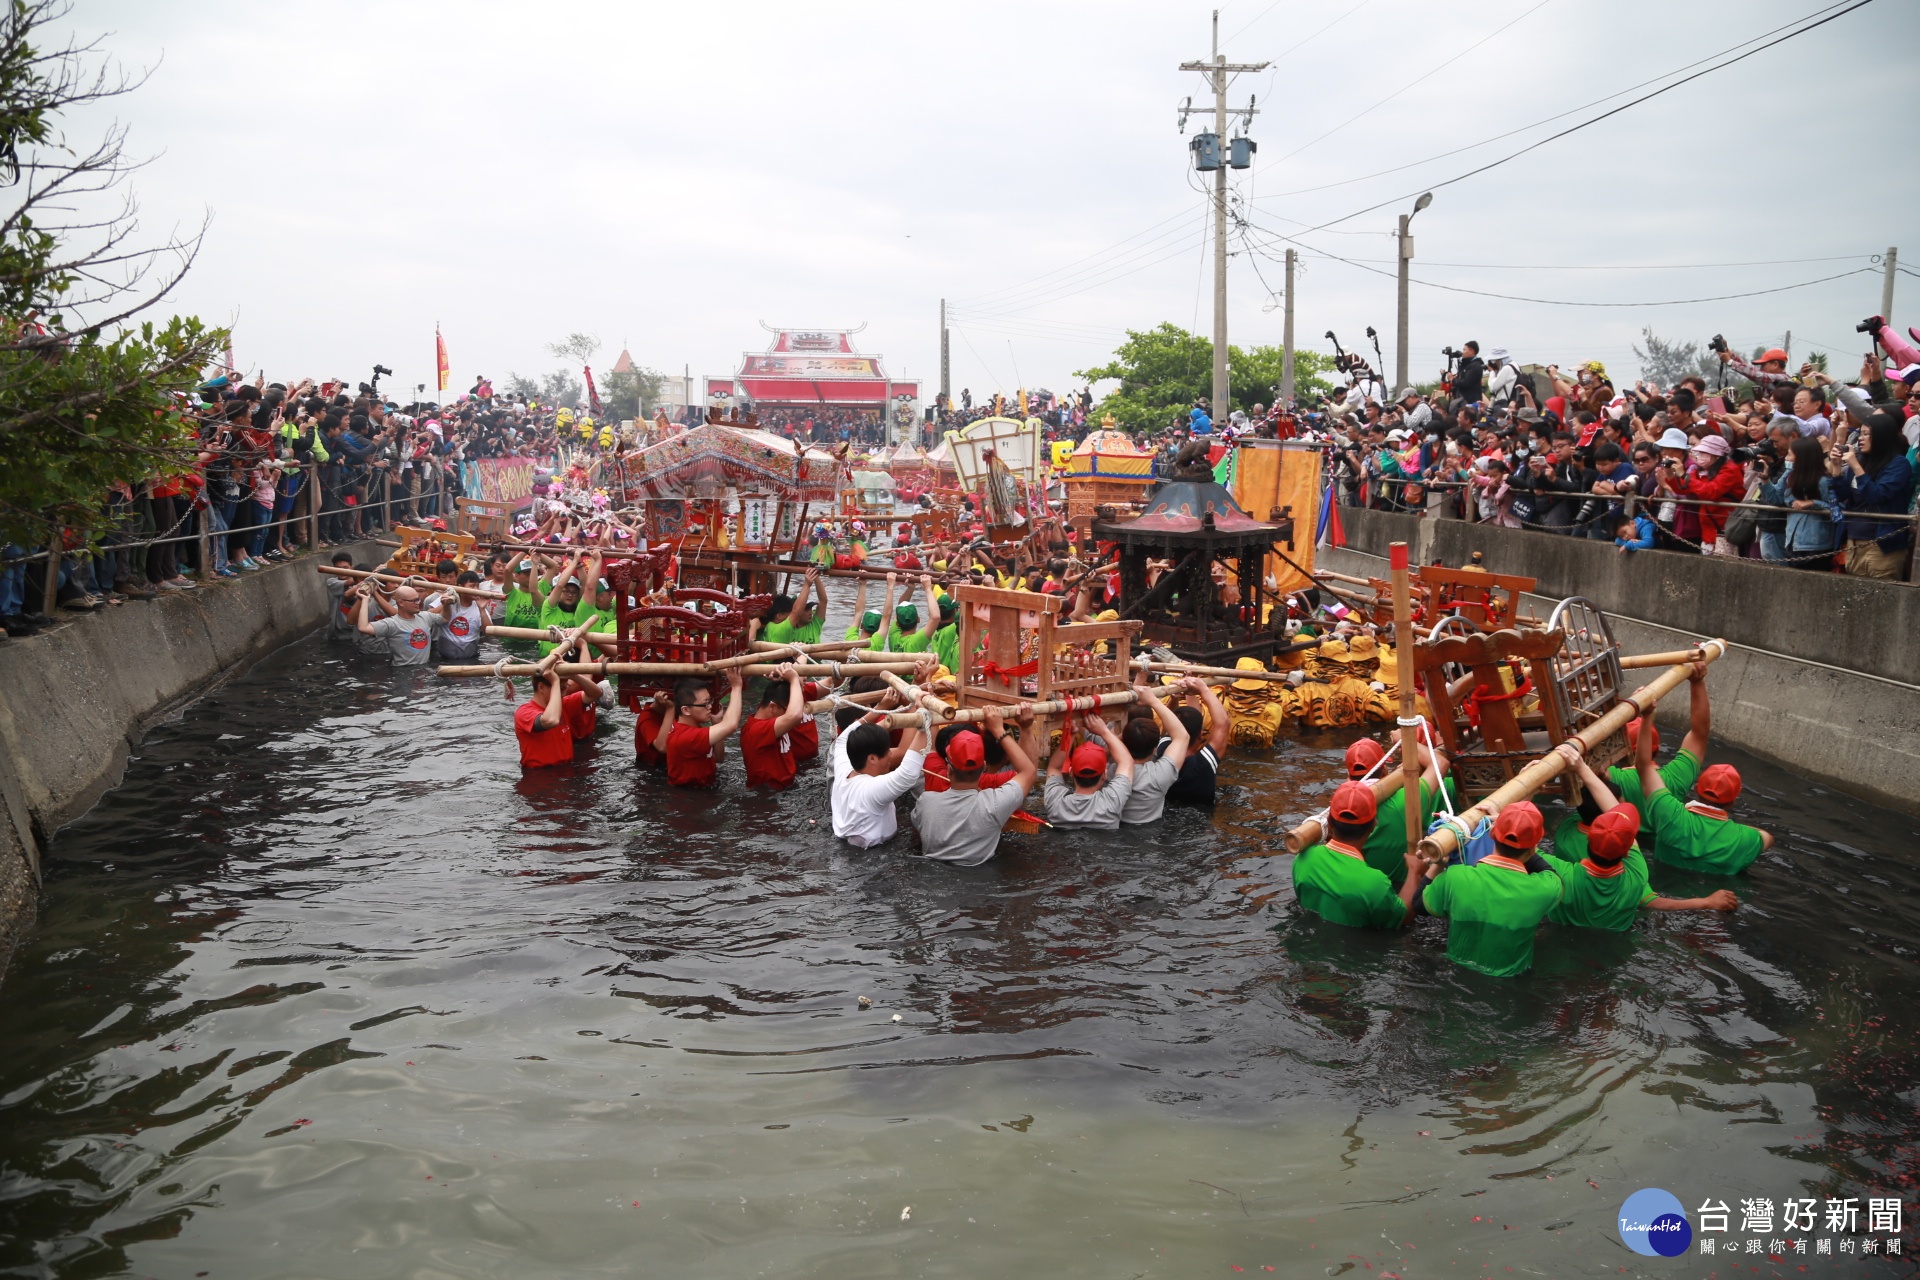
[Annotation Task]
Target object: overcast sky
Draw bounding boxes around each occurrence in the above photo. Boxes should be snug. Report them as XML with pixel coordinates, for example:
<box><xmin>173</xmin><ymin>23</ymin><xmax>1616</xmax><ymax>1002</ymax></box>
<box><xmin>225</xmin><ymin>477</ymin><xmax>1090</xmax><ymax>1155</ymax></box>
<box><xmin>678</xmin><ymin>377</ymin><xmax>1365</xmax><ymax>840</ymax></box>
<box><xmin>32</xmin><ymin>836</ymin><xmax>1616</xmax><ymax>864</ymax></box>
<box><xmin>56</xmin><ymin>0</ymin><xmax>1917</xmax><ymax>404</ymax></box>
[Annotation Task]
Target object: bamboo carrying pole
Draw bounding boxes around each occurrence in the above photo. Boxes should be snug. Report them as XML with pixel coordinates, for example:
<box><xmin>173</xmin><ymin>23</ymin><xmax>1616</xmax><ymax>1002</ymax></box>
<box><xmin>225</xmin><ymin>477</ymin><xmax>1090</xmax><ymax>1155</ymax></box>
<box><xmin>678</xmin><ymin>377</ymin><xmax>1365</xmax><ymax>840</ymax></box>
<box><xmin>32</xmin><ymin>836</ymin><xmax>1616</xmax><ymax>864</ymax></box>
<box><xmin>868</xmin><ymin>686</ymin><xmax>1142</xmax><ymax>730</ymax></box>
<box><xmin>436</xmin><ymin>659</ymin><xmax>923</xmax><ymax>679</ymax></box>
<box><xmin>1391</xmin><ymin>542</ymin><xmax>1421</xmax><ymax>862</ymax></box>
<box><xmin>1617</xmin><ymin>648</ymin><xmax>1705</xmax><ymax>670</ymax></box>
<box><xmin>1413</xmin><ymin>639</ymin><xmax>1726</xmax><ymax>865</ymax></box>
<box><xmin>317</xmin><ymin>564</ymin><xmax>505</xmax><ymax>603</ymax></box>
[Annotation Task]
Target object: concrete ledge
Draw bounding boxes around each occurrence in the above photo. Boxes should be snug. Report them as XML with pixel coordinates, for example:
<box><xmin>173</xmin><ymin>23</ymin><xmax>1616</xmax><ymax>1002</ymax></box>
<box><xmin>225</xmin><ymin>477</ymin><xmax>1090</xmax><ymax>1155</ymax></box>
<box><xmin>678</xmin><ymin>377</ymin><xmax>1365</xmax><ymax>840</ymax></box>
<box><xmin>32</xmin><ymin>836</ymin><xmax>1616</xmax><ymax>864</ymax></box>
<box><xmin>1331</xmin><ymin>508</ymin><xmax>1918</xmax><ymax>686</ymax></box>
<box><xmin>1318</xmin><ymin>542</ymin><xmax>1920</xmax><ymax>818</ymax></box>
<box><xmin>0</xmin><ymin>542</ymin><xmax>384</xmax><ymax>986</ymax></box>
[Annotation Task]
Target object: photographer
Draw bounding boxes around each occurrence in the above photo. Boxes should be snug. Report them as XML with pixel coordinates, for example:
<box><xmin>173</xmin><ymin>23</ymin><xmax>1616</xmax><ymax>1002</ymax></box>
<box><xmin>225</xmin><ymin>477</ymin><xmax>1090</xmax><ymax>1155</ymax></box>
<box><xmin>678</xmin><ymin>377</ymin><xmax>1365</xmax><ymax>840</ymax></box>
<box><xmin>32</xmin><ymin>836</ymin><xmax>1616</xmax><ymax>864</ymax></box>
<box><xmin>1484</xmin><ymin>347</ymin><xmax>1516</xmax><ymax>407</ymax></box>
<box><xmin>1451</xmin><ymin>341</ymin><xmax>1485</xmax><ymax>407</ymax></box>
<box><xmin>1510</xmin><ymin>430</ymin><xmax>1590</xmax><ymax>533</ymax></box>
<box><xmin>1827</xmin><ymin>407</ymin><xmax>1915</xmax><ymax>579</ymax></box>
<box><xmin>1755</xmin><ymin>436</ymin><xmax>1835</xmax><ymax>568</ymax></box>
<box><xmin>1715</xmin><ymin>343</ymin><xmax>1796</xmax><ymax>392</ymax></box>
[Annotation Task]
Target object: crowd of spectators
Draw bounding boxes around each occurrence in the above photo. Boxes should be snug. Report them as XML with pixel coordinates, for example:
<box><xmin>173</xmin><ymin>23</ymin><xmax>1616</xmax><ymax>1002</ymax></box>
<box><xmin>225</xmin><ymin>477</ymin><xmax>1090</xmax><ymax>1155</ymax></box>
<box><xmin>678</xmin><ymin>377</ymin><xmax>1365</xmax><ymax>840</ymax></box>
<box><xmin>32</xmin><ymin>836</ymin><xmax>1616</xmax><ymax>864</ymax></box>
<box><xmin>0</xmin><ymin>375</ymin><xmax>575</xmax><ymax>637</ymax></box>
<box><xmin>1117</xmin><ymin>325</ymin><xmax>1919</xmax><ymax>582</ymax></box>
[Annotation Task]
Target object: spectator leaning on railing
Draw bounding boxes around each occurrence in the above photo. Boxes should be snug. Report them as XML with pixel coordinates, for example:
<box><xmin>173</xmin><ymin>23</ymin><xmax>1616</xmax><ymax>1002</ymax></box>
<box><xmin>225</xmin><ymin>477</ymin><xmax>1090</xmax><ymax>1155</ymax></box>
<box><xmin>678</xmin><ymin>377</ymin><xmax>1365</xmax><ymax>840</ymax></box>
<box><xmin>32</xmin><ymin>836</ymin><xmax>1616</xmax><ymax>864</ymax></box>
<box><xmin>1825</xmin><ymin>406</ymin><xmax>1914</xmax><ymax>580</ymax></box>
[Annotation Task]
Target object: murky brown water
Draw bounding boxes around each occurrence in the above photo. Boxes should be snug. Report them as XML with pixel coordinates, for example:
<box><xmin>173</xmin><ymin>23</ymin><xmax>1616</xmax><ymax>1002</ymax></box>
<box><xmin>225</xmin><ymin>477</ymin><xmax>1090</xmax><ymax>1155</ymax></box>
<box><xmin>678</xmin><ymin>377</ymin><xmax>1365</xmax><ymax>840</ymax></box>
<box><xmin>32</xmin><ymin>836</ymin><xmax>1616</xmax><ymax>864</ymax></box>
<box><xmin>1</xmin><ymin>622</ymin><xmax>1916</xmax><ymax>1278</ymax></box>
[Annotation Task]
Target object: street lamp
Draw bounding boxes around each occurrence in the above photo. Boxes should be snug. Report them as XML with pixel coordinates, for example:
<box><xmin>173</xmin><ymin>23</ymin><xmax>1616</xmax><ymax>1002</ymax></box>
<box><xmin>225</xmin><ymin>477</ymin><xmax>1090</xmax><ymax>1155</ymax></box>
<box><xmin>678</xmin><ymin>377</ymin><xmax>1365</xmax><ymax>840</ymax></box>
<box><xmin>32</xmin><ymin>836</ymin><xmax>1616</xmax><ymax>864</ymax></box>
<box><xmin>1395</xmin><ymin>192</ymin><xmax>1433</xmax><ymax>395</ymax></box>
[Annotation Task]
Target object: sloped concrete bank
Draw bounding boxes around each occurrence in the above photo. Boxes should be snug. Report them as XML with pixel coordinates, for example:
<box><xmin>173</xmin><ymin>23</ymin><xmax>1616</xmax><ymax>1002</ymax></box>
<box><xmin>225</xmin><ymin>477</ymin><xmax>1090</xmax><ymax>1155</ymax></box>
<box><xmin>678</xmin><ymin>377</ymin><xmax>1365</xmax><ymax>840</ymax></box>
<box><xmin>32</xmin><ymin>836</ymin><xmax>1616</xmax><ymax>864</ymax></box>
<box><xmin>1319</xmin><ymin>508</ymin><xmax>1920</xmax><ymax>817</ymax></box>
<box><xmin>0</xmin><ymin>545</ymin><xmax>378</xmax><ymax>985</ymax></box>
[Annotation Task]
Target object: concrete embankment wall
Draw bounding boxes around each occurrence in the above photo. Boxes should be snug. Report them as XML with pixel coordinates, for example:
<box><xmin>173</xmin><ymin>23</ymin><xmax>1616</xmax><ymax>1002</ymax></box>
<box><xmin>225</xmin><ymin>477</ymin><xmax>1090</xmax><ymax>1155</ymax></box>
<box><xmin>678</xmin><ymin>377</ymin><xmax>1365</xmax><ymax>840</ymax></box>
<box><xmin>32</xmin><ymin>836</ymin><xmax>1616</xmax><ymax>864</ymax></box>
<box><xmin>0</xmin><ymin>545</ymin><xmax>376</xmax><ymax>984</ymax></box>
<box><xmin>1320</xmin><ymin>509</ymin><xmax>1920</xmax><ymax>816</ymax></box>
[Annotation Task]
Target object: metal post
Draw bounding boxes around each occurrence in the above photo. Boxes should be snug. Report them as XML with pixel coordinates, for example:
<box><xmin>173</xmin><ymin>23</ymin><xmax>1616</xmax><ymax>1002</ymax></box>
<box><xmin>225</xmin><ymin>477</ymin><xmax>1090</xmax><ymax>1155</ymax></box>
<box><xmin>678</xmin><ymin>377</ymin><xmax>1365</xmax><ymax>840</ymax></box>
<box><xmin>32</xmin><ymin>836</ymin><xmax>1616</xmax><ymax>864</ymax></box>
<box><xmin>383</xmin><ymin>470</ymin><xmax>393</xmax><ymax>533</ymax></box>
<box><xmin>1210</xmin><ymin>19</ymin><xmax>1228</xmax><ymax>417</ymax></box>
<box><xmin>940</xmin><ymin>298</ymin><xmax>950</xmax><ymax>410</ymax></box>
<box><xmin>1882</xmin><ymin>246</ymin><xmax>1898</xmax><ymax>321</ymax></box>
<box><xmin>306</xmin><ymin>463</ymin><xmax>321</xmax><ymax>551</ymax></box>
<box><xmin>41</xmin><ymin>529</ymin><xmax>59</xmax><ymax>615</ymax></box>
<box><xmin>196</xmin><ymin>504</ymin><xmax>212</xmax><ymax>581</ymax></box>
<box><xmin>1281</xmin><ymin>248</ymin><xmax>1296</xmax><ymax>404</ymax></box>
<box><xmin>1395</xmin><ymin>214</ymin><xmax>1412</xmax><ymax>394</ymax></box>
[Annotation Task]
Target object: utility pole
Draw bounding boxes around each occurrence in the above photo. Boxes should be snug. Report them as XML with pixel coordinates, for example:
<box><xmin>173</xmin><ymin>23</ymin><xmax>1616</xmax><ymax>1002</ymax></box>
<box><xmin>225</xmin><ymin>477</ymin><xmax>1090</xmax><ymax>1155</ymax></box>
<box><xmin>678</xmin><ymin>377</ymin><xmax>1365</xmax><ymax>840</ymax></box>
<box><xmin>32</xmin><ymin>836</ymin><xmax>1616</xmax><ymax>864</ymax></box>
<box><xmin>1882</xmin><ymin>246</ymin><xmax>1898</xmax><ymax>321</ymax></box>
<box><xmin>1394</xmin><ymin>192</ymin><xmax>1433</xmax><ymax>394</ymax></box>
<box><xmin>1181</xmin><ymin>12</ymin><xmax>1266</xmax><ymax>418</ymax></box>
<box><xmin>939</xmin><ymin>298</ymin><xmax>950</xmax><ymax>410</ymax></box>
<box><xmin>1281</xmin><ymin>247</ymin><xmax>1296</xmax><ymax>404</ymax></box>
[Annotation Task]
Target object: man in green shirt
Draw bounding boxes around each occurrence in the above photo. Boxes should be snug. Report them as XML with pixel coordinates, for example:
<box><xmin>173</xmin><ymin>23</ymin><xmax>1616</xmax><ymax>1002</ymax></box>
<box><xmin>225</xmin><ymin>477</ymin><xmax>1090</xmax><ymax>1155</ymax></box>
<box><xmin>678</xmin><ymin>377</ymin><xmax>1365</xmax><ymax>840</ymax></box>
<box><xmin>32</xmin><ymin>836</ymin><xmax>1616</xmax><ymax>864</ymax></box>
<box><xmin>762</xmin><ymin>567</ymin><xmax>828</xmax><ymax>646</ymax></box>
<box><xmin>1544</xmin><ymin>744</ymin><xmax>1738</xmax><ymax>927</ymax></box>
<box><xmin>1345</xmin><ymin>737</ymin><xmax>1456</xmax><ymax>888</ymax></box>
<box><xmin>498</xmin><ymin>557</ymin><xmax>542</xmax><ymax>632</ymax></box>
<box><xmin>930</xmin><ymin>594</ymin><xmax>960</xmax><ymax>674</ymax></box>
<box><xmin>881</xmin><ymin>574</ymin><xmax>939</xmax><ymax>653</ymax></box>
<box><xmin>1421</xmin><ymin>800</ymin><xmax>1564</xmax><ymax>977</ymax></box>
<box><xmin>1634</xmin><ymin>718</ymin><xmax>1771</xmax><ymax>875</ymax></box>
<box><xmin>1293</xmin><ymin>781</ymin><xmax>1424</xmax><ymax>929</ymax></box>
<box><xmin>533</xmin><ymin>546</ymin><xmax>605</xmax><ymax>657</ymax></box>
<box><xmin>1606</xmin><ymin>661</ymin><xmax>1710</xmax><ymax>853</ymax></box>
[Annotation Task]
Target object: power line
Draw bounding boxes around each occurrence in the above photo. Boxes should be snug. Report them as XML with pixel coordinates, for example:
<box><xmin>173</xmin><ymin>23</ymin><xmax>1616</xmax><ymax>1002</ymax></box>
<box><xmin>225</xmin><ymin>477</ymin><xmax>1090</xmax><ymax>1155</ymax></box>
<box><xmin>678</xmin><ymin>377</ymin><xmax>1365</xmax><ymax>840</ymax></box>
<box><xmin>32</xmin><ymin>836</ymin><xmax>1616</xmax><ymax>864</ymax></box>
<box><xmin>1280</xmin><ymin>252</ymin><xmax>1875</xmax><ymax>271</ymax></box>
<box><xmin>1241</xmin><ymin>218</ymin><xmax>1878</xmax><ymax>307</ymax></box>
<box><xmin>951</xmin><ymin>207</ymin><xmax>1195</xmax><ymax>307</ymax></box>
<box><xmin>1251</xmin><ymin>0</ymin><xmax>1861</xmax><ymax>202</ymax></box>
<box><xmin>1266</xmin><ymin>0</ymin><xmax>1555</xmax><ymax>168</ymax></box>
<box><xmin>1285</xmin><ymin>0</ymin><xmax>1878</xmax><ymax>236</ymax></box>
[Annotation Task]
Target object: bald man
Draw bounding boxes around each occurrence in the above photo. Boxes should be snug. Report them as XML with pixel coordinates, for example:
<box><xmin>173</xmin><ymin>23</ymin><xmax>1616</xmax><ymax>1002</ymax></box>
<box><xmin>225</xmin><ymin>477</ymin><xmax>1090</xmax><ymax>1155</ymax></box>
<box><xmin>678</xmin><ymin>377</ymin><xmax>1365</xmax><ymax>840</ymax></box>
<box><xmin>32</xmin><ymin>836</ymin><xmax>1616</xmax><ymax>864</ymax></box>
<box><xmin>354</xmin><ymin>577</ymin><xmax>452</xmax><ymax>666</ymax></box>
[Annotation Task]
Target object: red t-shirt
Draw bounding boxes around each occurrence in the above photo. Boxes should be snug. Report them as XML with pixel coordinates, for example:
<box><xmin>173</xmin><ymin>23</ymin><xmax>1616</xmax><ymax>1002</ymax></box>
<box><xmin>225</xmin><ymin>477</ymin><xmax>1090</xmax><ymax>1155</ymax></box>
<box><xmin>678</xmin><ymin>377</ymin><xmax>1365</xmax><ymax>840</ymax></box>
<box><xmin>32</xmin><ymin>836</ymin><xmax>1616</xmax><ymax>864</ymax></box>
<box><xmin>514</xmin><ymin>698</ymin><xmax>577</xmax><ymax>768</ymax></box>
<box><xmin>635</xmin><ymin>706</ymin><xmax>665</xmax><ymax>766</ymax></box>
<box><xmin>666</xmin><ymin>722</ymin><xmax>717</xmax><ymax>787</ymax></box>
<box><xmin>740</xmin><ymin>715</ymin><xmax>798</xmax><ymax>789</ymax></box>
<box><xmin>791</xmin><ymin>716</ymin><xmax>820</xmax><ymax>762</ymax></box>
<box><xmin>565</xmin><ymin>691</ymin><xmax>596</xmax><ymax>741</ymax></box>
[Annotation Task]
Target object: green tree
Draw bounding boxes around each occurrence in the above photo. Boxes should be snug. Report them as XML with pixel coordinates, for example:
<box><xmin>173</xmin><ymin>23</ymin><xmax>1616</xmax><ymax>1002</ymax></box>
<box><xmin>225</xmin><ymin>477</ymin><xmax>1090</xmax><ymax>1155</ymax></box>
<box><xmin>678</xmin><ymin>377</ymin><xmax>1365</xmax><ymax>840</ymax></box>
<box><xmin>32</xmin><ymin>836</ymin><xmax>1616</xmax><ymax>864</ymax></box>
<box><xmin>1076</xmin><ymin>322</ymin><xmax>1334</xmax><ymax>432</ymax></box>
<box><xmin>0</xmin><ymin>0</ymin><xmax>226</xmax><ymax>546</ymax></box>
<box><xmin>604</xmin><ymin>364</ymin><xmax>664</xmax><ymax>419</ymax></box>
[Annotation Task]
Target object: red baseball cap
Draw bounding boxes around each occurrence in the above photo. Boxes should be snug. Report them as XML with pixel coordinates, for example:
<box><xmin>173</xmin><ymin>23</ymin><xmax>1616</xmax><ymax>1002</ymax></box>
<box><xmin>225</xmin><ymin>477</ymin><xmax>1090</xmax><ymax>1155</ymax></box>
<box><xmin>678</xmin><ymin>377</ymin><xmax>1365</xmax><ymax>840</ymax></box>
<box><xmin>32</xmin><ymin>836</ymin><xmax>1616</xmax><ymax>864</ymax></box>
<box><xmin>1625</xmin><ymin>717</ymin><xmax>1659</xmax><ymax>755</ymax></box>
<box><xmin>1068</xmin><ymin>741</ymin><xmax>1109</xmax><ymax>779</ymax></box>
<box><xmin>1492</xmin><ymin>800</ymin><xmax>1545</xmax><ymax>850</ymax></box>
<box><xmin>946</xmin><ymin>730</ymin><xmax>986</xmax><ymax>771</ymax></box>
<box><xmin>1328</xmin><ymin>780</ymin><xmax>1378</xmax><ymax>825</ymax></box>
<box><xmin>1587</xmin><ymin>805</ymin><xmax>1639</xmax><ymax>861</ymax></box>
<box><xmin>1344</xmin><ymin>738</ymin><xmax>1386</xmax><ymax>779</ymax></box>
<box><xmin>801</xmin><ymin>680</ymin><xmax>823</xmax><ymax>700</ymax></box>
<box><xmin>1758</xmin><ymin>348</ymin><xmax>1789</xmax><ymax>365</ymax></box>
<box><xmin>1696</xmin><ymin>763</ymin><xmax>1742</xmax><ymax>806</ymax></box>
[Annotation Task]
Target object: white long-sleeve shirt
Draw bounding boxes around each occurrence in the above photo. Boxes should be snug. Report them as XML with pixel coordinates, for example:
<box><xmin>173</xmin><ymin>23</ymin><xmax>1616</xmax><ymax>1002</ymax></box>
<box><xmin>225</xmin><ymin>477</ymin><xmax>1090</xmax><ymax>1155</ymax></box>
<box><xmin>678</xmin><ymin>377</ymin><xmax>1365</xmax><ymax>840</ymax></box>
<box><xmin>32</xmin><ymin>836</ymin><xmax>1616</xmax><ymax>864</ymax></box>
<box><xmin>830</xmin><ymin>730</ymin><xmax>926</xmax><ymax>848</ymax></box>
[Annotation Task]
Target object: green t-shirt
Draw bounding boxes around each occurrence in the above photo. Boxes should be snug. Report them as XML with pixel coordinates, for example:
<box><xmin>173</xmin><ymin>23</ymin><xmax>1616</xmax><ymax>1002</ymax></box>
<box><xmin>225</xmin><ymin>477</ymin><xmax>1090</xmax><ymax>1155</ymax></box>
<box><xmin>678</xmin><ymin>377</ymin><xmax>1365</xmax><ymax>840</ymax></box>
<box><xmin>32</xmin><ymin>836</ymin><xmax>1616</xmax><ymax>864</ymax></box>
<box><xmin>883</xmin><ymin>624</ymin><xmax>932</xmax><ymax>653</ymax></box>
<box><xmin>500</xmin><ymin>585</ymin><xmax>540</xmax><ymax>631</ymax></box>
<box><xmin>1422</xmin><ymin>858</ymin><xmax>1563</xmax><ymax>977</ymax></box>
<box><xmin>1609</xmin><ymin>749</ymin><xmax>1701</xmax><ymax>848</ymax></box>
<box><xmin>1643</xmin><ymin>790</ymin><xmax>1765</xmax><ymax>875</ymax></box>
<box><xmin>844</xmin><ymin>624</ymin><xmax>877</xmax><ymax>644</ymax></box>
<box><xmin>1544</xmin><ymin>848</ymin><xmax>1656</xmax><ymax>931</ymax></box>
<box><xmin>1363</xmin><ymin>776</ymin><xmax>1458</xmax><ymax>888</ymax></box>
<box><xmin>1292</xmin><ymin>842</ymin><xmax>1405</xmax><ymax>930</ymax></box>
<box><xmin>1550</xmin><ymin>812</ymin><xmax>1589</xmax><ymax>864</ymax></box>
<box><xmin>764</xmin><ymin>616</ymin><xmax>824</xmax><ymax>646</ymax></box>
<box><xmin>538</xmin><ymin>599</ymin><xmax>603</xmax><ymax>656</ymax></box>
<box><xmin>931</xmin><ymin>622</ymin><xmax>959</xmax><ymax>674</ymax></box>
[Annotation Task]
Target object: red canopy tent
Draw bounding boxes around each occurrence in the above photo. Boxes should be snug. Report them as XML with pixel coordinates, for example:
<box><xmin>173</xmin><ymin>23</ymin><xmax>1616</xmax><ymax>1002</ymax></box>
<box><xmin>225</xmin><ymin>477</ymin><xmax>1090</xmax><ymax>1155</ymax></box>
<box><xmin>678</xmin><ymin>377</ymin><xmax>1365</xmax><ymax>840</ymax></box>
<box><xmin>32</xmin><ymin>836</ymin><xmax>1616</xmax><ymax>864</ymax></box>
<box><xmin>733</xmin><ymin>325</ymin><xmax>918</xmax><ymax>409</ymax></box>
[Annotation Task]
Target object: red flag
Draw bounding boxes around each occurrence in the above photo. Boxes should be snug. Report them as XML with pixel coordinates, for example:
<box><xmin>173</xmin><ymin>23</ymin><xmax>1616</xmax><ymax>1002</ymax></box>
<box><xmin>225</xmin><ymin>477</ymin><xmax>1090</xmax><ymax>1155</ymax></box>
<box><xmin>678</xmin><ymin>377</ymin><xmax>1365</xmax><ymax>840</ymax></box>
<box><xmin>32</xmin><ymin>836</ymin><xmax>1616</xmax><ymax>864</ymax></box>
<box><xmin>584</xmin><ymin>365</ymin><xmax>602</xmax><ymax>416</ymax></box>
<box><xmin>435</xmin><ymin>325</ymin><xmax>450</xmax><ymax>393</ymax></box>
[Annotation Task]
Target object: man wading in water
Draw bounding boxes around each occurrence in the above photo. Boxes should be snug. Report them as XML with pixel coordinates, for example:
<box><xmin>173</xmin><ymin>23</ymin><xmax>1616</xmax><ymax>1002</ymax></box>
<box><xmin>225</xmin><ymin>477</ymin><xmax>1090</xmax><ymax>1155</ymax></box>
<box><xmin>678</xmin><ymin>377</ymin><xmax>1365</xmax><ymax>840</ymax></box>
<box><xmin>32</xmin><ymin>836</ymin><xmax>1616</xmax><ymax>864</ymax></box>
<box><xmin>353</xmin><ymin>578</ymin><xmax>451</xmax><ymax>667</ymax></box>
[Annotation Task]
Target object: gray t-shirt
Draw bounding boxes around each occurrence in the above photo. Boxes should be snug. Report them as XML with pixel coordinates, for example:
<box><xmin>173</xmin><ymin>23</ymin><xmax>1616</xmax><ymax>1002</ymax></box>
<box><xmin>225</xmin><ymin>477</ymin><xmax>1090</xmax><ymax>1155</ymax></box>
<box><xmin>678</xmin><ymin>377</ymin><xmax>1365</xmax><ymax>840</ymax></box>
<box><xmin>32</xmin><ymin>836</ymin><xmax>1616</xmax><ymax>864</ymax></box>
<box><xmin>912</xmin><ymin>779</ymin><xmax>1028</xmax><ymax>866</ymax></box>
<box><xmin>1043</xmin><ymin>773</ymin><xmax>1132</xmax><ymax>830</ymax></box>
<box><xmin>368</xmin><ymin>611</ymin><xmax>445</xmax><ymax>665</ymax></box>
<box><xmin>1119</xmin><ymin>752</ymin><xmax>1182</xmax><ymax>825</ymax></box>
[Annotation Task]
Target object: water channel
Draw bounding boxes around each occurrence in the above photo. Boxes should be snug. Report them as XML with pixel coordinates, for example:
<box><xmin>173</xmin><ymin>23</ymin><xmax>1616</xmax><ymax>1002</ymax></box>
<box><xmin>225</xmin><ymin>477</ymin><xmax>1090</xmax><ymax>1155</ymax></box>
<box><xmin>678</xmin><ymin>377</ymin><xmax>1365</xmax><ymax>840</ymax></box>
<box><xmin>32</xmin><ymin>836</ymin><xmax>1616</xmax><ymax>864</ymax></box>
<box><xmin>2</xmin><ymin>616</ymin><xmax>1916</xmax><ymax>1278</ymax></box>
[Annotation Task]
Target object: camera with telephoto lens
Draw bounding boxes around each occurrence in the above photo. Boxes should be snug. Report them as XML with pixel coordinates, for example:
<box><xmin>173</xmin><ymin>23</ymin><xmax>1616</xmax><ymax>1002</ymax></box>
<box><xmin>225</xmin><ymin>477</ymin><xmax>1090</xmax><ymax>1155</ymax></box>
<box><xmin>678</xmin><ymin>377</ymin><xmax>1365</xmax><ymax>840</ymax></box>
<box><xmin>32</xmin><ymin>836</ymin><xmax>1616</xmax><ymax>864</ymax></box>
<box><xmin>1707</xmin><ymin>334</ymin><xmax>1729</xmax><ymax>354</ymax></box>
<box><xmin>1856</xmin><ymin>316</ymin><xmax>1883</xmax><ymax>335</ymax></box>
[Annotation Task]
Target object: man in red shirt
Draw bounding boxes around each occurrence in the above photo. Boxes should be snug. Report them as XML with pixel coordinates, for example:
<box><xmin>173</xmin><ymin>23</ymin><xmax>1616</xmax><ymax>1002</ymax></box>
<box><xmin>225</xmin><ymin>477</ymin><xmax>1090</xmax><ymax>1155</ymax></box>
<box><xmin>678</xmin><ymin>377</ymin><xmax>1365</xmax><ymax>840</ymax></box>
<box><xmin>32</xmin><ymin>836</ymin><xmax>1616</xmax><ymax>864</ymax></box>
<box><xmin>634</xmin><ymin>691</ymin><xmax>671</xmax><ymax>768</ymax></box>
<box><xmin>791</xmin><ymin>681</ymin><xmax>822</xmax><ymax>764</ymax></box>
<box><xmin>740</xmin><ymin>663</ymin><xmax>808</xmax><ymax>789</ymax></box>
<box><xmin>512</xmin><ymin>670</ymin><xmax>606</xmax><ymax>768</ymax></box>
<box><xmin>653</xmin><ymin>670</ymin><xmax>744</xmax><ymax>787</ymax></box>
